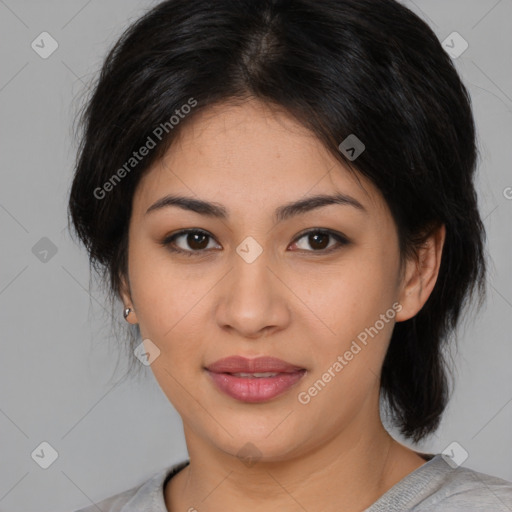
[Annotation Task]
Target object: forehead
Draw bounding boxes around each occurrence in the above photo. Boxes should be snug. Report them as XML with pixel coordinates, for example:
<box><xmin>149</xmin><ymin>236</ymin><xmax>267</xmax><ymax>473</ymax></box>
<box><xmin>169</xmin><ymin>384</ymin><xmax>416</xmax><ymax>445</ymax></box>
<box><xmin>133</xmin><ymin>99</ymin><xmax>384</xmax><ymax>219</ymax></box>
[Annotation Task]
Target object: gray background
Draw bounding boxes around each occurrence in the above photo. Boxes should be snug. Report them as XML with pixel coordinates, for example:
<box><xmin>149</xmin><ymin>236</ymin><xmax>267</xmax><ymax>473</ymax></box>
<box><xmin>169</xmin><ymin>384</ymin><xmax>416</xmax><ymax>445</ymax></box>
<box><xmin>0</xmin><ymin>1</ymin><xmax>511</xmax><ymax>511</ymax></box>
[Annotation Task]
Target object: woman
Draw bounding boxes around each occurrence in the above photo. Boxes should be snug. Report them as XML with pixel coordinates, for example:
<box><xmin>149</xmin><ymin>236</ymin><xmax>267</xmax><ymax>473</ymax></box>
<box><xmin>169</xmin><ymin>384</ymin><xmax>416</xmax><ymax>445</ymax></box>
<box><xmin>68</xmin><ymin>0</ymin><xmax>512</xmax><ymax>510</ymax></box>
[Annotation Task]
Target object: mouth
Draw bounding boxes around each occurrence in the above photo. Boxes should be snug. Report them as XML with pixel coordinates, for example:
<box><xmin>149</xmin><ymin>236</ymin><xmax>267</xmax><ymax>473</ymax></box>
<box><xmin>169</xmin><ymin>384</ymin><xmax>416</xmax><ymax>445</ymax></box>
<box><xmin>205</xmin><ymin>356</ymin><xmax>307</xmax><ymax>403</ymax></box>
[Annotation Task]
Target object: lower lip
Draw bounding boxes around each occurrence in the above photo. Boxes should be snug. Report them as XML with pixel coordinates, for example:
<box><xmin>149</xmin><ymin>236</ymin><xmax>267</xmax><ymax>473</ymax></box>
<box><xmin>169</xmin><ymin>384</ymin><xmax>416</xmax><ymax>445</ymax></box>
<box><xmin>206</xmin><ymin>370</ymin><xmax>306</xmax><ymax>403</ymax></box>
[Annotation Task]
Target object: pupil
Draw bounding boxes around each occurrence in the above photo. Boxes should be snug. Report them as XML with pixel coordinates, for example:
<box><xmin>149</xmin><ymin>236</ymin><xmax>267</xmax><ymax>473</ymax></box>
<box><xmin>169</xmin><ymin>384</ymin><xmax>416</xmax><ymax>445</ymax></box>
<box><xmin>189</xmin><ymin>233</ymin><xmax>208</xmax><ymax>250</ymax></box>
<box><xmin>310</xmin><ymin>233</ymin><xmax>328</xmax><ymax>250</ymax></box>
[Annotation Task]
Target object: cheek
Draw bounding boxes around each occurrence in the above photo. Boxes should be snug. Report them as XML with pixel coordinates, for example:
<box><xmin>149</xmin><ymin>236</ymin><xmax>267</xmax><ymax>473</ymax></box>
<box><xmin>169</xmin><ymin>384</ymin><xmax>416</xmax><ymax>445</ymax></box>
<box><xmin>130</xmin><ymin>263</ymin><xmax>206</xmax><ymax>410</ymax></box>
<box><xmin>305</xmin><ymin>255</ymin><xmax>399</xmax><ymax>342</ymax></box>
<box><xmin>133</xmin><ymin>276</ymin><xmax>206</xmax><ymax>348</ymax></box>
<box><xmin>299</xmin><ymin>255</ymin><xmax>401</xmax><ymax>407</ymax></box>
<box><xmin>127</xmin><ymin>241</ymin><xmax>205</xmax><ymax>344</ymax></box>
<box><xmin>295</xmin><ymin>265</ymin><xmax>398</xmax><ymax>422</ymax></box>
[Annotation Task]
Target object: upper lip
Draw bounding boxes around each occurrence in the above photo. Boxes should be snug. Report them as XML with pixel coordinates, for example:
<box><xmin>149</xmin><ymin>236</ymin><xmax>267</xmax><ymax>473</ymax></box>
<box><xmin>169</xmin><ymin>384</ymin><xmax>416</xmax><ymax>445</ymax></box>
<box><xmin>206</xmin><ymin>356</ymin><xmax>305</xmax><ymax>374</ymax></box>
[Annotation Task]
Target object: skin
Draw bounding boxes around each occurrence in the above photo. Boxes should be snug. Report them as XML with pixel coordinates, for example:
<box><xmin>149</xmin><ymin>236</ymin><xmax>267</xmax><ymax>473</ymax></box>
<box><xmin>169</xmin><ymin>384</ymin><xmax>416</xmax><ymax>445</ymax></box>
<box><xmin>120</xmin><ymin>98</ymin><xmax>446</xmax><ymax>512</ymax></box>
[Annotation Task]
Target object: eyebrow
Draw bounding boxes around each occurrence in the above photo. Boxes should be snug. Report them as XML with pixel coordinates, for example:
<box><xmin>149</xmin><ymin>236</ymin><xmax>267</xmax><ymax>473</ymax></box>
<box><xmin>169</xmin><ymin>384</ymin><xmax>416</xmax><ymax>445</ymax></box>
<box><xmin>145</xmin><ymin>192</ymin><xmax>367</xmax><ymax>222</ymax></box>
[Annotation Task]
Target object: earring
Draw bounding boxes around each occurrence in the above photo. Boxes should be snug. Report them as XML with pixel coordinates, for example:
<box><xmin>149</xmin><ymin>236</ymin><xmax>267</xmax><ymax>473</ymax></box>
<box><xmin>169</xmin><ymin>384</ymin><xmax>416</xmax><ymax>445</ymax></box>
<box><xmin>123</xmin><ymin>307</ymin><xmax>132</xmax><ymax>319</ymax></box>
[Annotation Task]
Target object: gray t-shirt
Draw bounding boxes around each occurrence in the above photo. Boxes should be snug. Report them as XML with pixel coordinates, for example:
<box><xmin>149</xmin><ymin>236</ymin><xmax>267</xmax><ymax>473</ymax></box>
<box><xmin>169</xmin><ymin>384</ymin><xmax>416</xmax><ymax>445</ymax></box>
<box><xmin>74</xmin><ymin>453</ymin><xmax>512</xmax><ymax>511</ymax></box>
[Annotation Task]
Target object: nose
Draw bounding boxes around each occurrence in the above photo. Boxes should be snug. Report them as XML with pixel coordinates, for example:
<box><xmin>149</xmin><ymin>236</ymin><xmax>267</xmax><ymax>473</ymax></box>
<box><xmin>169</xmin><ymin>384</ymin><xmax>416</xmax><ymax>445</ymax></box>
<box><xmin>215</xmin><ymin>249</ymin><xmax>291</xmax><ymax>339</ymax></box>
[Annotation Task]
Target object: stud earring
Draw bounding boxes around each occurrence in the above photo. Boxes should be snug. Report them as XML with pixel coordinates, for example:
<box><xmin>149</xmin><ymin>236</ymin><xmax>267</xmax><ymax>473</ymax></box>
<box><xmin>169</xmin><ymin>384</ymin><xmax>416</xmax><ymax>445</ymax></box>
<box><xmin>123</xmin><ymin>307</ymin><xmax>132</xmax><ymax>319</ymax></box>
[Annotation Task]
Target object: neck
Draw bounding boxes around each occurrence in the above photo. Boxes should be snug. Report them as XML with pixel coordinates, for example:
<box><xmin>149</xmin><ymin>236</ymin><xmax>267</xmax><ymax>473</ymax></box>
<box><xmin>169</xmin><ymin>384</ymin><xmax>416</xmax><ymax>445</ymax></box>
<box><xmin>165</xmin><ymin>417</ymin><xmax>426</xmax><ymax>512</ymax></box>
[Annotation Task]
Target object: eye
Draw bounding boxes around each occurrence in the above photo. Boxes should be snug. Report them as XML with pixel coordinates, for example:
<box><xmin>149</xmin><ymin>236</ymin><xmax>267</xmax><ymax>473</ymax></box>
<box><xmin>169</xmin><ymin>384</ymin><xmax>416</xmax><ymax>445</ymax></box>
<box><xmin>160</xmin><ymin>229</ymin><xmax>220</xmax><ymax>256</ymax></box>
<box><xmin>289</xmin><ymin>229</ymin><xmax>349</xmax><ymax>253</ymax></box>
<box><xmin>160</xmin><ymin>228</ymin><xmax>349</xmax><ymax>257</ymax></box>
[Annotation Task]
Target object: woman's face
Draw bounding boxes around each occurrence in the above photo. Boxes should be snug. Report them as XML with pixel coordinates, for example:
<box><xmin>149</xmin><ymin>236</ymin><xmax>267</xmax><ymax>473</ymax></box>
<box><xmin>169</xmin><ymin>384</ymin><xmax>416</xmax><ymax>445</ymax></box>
<box><xmin>122</xmin><ymin>98</ymin><xmax>422</xmax><ymax>462</ymax></box>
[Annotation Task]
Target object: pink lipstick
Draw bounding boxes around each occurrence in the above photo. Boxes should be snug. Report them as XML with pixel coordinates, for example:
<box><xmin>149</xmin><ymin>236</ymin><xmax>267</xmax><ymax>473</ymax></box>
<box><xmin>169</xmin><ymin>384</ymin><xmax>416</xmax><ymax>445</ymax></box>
<box><xmin>205</xmin><ymin>356</ymin><xmax>306</xmax><ymax>403</ymax></box>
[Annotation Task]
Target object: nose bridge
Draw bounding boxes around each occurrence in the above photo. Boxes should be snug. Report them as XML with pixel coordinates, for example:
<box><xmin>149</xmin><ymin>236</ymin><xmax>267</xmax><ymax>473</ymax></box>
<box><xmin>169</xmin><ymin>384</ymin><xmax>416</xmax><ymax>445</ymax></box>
<box><xmin>233</xmin><ymin>243</ymin><xmax>272</xmax><ymax>297</ymax></box>
<box><xmin>216</xmin><ymin>237</ymin><xmax>290</xmax><ymax>336</ymax></box>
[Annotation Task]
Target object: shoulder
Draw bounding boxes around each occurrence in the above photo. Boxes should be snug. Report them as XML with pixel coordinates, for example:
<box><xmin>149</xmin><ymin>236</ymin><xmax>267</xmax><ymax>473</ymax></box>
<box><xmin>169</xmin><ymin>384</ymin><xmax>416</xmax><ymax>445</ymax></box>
<box><xmin>72</xmin><ymin>460</ymin><xmax>189</xmax><ymax>512</ymax></box>
<box><xmin>366</xmin><ymin>454</ymin><xmax>512</xmax><ymax>512</ymax></box>
<box><xmin>416</xmin><ymin>461</ymin><xmax>512</xmax><ymax>511</ymax></box>
<box><xmin>74</xmin><ymin>485</ymin><xmax>141</xmax><ymax>512</ymax></box>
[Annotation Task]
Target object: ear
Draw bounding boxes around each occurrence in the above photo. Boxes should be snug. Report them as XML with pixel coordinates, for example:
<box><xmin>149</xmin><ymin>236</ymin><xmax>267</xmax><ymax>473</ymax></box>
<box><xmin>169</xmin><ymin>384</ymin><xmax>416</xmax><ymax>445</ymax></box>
<box><xmin>395</xmin><ymin>223</ymin><xmax>446</xmax><ymax>322</ymax></box>
<box><xmin>119</xmin><ymin>274</ymin><xmax>139</xmax><ymax>324</ymax></box>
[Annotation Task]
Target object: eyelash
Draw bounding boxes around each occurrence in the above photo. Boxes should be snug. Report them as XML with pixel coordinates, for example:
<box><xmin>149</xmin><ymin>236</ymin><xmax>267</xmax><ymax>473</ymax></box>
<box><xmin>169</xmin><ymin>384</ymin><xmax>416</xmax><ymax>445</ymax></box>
<box><xmin>159</xmin><ymin>228</ymin><xmax>350</xmax><ymax>257</ymax></box>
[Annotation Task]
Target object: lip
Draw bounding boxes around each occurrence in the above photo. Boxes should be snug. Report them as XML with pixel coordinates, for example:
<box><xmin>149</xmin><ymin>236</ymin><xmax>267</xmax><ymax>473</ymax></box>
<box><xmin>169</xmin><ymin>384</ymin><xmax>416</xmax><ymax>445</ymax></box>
<box><xmin>205</xmin><ymin>356</ymin><xmax>307</xmax><ymax>403</ymax></box>
<box><xmin>206</xmin><ymin>356</ymin><xmax>305</xmax><ymax>374</ymax></box>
